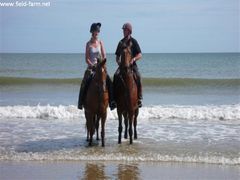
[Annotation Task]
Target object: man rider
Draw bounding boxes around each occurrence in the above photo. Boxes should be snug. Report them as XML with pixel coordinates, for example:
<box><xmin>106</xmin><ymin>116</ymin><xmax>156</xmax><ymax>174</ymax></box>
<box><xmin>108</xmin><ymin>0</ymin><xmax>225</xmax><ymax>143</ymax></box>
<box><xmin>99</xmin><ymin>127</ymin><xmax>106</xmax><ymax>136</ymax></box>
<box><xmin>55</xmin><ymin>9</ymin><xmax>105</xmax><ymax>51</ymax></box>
<box><xmin>114</xmin><ymin>22</ymin><xmax>143</xmax><ymax>107</ymax></box>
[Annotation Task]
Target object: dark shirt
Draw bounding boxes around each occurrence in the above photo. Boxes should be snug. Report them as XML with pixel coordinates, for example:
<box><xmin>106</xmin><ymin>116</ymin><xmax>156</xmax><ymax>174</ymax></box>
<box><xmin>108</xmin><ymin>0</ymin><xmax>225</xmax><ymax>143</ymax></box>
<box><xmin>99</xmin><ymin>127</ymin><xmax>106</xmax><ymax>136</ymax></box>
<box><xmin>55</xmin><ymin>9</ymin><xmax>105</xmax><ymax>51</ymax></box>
<box><xmin>115</xmin><ymin>37</ymin><xmax>141</xmax><ymax>58</ymax></box>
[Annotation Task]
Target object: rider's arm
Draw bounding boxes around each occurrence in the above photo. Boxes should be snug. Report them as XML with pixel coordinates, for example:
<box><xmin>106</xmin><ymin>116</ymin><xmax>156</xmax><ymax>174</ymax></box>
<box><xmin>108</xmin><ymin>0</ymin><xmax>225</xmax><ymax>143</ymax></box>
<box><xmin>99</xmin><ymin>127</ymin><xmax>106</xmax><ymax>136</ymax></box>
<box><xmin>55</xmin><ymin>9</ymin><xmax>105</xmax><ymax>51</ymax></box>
<box><xmin>132</xmin><ymin>53</ymin><xmax>142</xmax><ymax>63</ymax></box>
<box><xmin>85</xmin><ymin>42</ymin><xmax>94</xmax><ymax>67</ymax></box>
<box><xmin>99</xmin><ymin>40</ymin><xmax>106</xmax><ymax>60</ymax></box>
<box><xmin>115</xmin><ymin>41</ymin><xmax>122</xmax><ymax>65</ymax></box>
<box><xmin>131</xmin><ymin>38</ymin><xmax>142</xmax><ymax>64</ymax></box>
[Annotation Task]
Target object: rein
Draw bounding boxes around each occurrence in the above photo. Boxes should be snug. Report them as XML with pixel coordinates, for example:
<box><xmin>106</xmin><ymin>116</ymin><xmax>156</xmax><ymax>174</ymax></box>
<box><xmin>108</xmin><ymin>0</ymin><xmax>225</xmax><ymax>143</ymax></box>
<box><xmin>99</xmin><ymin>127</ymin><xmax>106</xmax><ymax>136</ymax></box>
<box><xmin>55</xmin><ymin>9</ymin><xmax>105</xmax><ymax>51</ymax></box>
<box><xmin>94</xmin><ymin>65</ymin><xmax>108</xmax><ymax>95</ymax></box>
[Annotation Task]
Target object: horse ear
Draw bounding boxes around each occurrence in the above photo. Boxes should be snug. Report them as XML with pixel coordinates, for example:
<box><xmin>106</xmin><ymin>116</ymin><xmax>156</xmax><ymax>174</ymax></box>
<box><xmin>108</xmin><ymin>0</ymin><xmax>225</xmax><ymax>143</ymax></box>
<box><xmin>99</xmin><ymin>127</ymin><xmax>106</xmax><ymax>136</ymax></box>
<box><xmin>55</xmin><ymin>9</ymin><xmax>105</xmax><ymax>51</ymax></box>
<box><xmin>97</xmin><ymin>58</ymin><xmax>101</xmax><ymax>64</ymax></box>
<box><xmin>101</xmin><ymin>58</ymin><xmax>106</xmax><ymax>65</ymax></box>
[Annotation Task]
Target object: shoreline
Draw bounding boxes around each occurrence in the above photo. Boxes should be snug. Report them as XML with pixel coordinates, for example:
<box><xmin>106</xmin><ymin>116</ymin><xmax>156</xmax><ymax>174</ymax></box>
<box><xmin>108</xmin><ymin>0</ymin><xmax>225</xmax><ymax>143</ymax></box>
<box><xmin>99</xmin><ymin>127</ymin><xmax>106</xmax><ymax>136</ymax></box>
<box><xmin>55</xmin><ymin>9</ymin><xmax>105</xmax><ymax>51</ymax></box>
<box><xmin>0</xmin><ymin>160</ymin><xmax>239</xmax><ymax>180</ymax></box>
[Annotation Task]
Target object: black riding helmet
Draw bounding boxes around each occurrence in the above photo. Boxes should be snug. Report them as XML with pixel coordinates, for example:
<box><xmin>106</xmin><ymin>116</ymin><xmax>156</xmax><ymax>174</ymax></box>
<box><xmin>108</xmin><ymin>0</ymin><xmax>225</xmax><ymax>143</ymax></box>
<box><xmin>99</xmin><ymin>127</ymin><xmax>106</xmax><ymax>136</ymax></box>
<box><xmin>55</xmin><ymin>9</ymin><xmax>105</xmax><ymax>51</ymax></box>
<box><xmin>90</xmin><ymin>23</ymin><xmax>101</xmax><ymax>33</ymax></box>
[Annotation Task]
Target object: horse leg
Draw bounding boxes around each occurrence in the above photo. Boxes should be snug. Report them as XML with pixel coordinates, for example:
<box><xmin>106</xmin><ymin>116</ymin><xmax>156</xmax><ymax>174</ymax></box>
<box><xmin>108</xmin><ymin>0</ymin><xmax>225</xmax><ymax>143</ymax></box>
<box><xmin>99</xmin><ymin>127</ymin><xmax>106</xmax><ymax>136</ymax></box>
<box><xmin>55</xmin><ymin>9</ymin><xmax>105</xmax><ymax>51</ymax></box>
<box><xmin>85</xmin><ymin>111</ymin><xmax>89</xmax><ymax>142</ymax></box>
<box><xmin>134</xmin><ymin>108</ymin><xmax>139</xmax><ymax>139</ymax></box>
<box><xmin>89</xmin><ymin>115</ymin><xmax>95</xmax><ymax>146</ymax></box>
<box><xmin>86</xmin><ymin>131</ymin><xmax>89</xmax><ymax>142</ymax></box>
<box><xmin>129</xmin><ymin>112</ymin><xmax>134</xmax><ymax>144</ymax></box>
<box><xmin>117</xmin><ymin>110</ymin><xmax>123</xmax><ymax>144</ymax></box>
<box><xmin>101</xmin><ymin>113</ymin><xmax>107</xmax><ymax>147</ymax></box>
<box><xmin>96</xmin><ymin>115</ymin><xmax>100</xmax><ymax>141</ymax></box>
<box><xmin>123</xmin><ymin>112</ymin><xmax>128</xmax><ymax>139</ymax></box>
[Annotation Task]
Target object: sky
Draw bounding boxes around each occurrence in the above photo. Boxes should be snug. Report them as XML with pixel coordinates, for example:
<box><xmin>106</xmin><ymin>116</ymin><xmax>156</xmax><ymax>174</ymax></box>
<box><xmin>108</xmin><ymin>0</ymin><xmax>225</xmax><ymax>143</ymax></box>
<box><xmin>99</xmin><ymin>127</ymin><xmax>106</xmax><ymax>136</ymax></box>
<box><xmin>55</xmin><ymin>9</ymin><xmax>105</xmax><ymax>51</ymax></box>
<box><xmin>0</xmin><ymin>0</ymin><xmax>239</xmax><ymax>53</ymax></box>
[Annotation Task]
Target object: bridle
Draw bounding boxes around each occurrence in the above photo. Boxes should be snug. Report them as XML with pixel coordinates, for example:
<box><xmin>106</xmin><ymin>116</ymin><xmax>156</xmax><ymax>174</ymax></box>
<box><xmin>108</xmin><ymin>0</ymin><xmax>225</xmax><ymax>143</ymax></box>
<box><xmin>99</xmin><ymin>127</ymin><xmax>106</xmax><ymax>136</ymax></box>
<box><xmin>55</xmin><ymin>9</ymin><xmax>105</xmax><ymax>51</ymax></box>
<box><xmin>120</xmin><ymin>42</ymin><xmax>133</xmax><ymax>74</ymax></box>
<box><xmin>119</xmin><ymin>43</ymin><xmax>136</xmax><ymax>93</ymax></box>
<box><xmin>95</xmin><ymin>60</ymin><xmax>108</xmax><ymax>94</ymax></box>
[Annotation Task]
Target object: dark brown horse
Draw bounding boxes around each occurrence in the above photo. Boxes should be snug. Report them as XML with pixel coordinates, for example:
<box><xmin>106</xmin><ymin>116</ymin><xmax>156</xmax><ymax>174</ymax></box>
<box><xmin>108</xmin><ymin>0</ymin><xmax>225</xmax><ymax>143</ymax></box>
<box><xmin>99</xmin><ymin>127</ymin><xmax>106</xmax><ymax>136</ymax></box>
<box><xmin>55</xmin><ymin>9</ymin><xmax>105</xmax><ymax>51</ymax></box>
<box><xmin>114</xmin><ymin>44</ymin><xmax>139</xmax><ymax>144</ymax></box>
<box><xmin>84</xmin><ymin>58</ymin><xmax>109</xmax><ymax>147</ymax></box>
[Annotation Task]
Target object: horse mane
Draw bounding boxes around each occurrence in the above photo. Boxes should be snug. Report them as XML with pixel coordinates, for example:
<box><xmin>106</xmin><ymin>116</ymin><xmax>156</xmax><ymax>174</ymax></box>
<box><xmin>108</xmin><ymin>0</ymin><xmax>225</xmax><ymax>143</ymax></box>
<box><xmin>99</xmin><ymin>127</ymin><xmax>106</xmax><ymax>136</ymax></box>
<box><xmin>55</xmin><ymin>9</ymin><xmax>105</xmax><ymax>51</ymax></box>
<box><xmin>120</xmin><ymin>42</ymin><xmax>132</xmax><ymax>69</ymax></box>
<box><xmin>93</xmin><ymin>58</ymin><xmax>107</xmax><ymax>80</ymax></box>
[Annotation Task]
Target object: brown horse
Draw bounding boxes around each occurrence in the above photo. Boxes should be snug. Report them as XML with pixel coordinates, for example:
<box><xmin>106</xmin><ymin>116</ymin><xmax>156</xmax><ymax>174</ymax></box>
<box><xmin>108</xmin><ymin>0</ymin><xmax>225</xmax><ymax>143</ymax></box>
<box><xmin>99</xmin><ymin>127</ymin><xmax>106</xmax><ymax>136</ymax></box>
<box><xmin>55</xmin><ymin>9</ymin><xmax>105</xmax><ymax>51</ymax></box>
<box><xmin>114</xmin><ymin>44</ymin><xmax>139</xmax><ymax>144</ymax></box>
<box><xmin>84</xmin><ymin>58</ymin><xmax>109</xmax><ymax>147</ymax></box>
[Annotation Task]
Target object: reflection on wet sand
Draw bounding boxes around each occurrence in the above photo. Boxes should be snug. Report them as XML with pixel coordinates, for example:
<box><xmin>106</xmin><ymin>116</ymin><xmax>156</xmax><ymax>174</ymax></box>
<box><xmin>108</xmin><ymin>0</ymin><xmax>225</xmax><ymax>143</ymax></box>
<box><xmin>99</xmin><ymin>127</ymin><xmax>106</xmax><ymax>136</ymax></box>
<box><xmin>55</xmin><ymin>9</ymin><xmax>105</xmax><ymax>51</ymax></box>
<box><xmin>117</xmin><ymin>163</ymin><xmax>140</xmax><ymax>180</ymax></box>
<box><xmin>79</xmin><ymin>162</ymin><xmax>140</xmax><ymax>179</ymax></box>
<box><xmin>79</xmin><ymin>163</ymin><xmax>108</xmax><ymax>180</ymax></box>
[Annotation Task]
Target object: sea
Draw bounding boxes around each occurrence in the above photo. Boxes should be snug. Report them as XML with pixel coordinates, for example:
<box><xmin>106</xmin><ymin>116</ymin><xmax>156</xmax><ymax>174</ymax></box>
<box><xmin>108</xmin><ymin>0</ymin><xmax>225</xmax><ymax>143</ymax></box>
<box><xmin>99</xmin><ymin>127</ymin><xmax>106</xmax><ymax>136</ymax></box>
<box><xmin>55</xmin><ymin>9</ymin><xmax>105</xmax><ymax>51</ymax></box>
<box><xmin>0</xmin><ymin>53</ymin><xmax>239</xmax><ymax>165</ymax></box>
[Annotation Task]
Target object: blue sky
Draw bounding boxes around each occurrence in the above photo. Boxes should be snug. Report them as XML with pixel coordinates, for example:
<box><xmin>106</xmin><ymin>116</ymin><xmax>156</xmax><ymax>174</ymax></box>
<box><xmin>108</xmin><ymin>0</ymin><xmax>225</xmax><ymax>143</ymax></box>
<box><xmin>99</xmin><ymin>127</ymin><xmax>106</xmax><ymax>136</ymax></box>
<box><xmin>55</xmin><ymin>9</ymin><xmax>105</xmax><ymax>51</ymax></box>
<box><xmin>0</xmin><ymin>0</ymin><xmax>239</xmax><ymax>53</ymax></box>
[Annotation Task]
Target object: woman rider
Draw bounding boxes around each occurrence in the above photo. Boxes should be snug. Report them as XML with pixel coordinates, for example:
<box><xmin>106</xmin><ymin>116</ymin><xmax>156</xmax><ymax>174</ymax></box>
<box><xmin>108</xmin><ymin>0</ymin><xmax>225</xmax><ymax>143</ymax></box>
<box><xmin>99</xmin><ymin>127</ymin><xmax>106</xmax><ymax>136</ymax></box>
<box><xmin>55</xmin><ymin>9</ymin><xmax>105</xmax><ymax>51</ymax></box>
<box><xmin>78</xmin><ymin>23</ymin><xmax>116</xmax><ymax>110</ymax></box>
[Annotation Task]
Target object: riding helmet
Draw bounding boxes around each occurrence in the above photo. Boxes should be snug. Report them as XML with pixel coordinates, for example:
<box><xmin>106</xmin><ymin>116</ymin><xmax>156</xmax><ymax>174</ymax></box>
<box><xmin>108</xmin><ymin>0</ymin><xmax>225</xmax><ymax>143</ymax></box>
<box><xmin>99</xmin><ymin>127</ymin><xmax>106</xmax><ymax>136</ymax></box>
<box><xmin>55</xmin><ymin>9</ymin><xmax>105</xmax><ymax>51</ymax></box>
<box><xmin>122</xmin><ymin>22</ymin><xmax>132</xmax><ymax>34</ymax></box>
<box><xmin>90</xmin><ymin>23</ymin><xmax>101</xmax><ymax>33</ymax></box>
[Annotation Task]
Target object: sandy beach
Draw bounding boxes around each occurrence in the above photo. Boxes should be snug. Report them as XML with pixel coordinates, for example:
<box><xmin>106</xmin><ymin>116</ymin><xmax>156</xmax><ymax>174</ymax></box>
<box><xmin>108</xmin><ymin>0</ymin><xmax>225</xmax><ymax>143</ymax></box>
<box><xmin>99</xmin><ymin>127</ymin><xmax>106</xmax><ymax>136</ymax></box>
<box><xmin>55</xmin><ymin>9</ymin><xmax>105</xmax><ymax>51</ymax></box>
<box><xmin>1</xmin><ymin>161</ymin><xmax>239</xmax><ymax>180</ymax></box>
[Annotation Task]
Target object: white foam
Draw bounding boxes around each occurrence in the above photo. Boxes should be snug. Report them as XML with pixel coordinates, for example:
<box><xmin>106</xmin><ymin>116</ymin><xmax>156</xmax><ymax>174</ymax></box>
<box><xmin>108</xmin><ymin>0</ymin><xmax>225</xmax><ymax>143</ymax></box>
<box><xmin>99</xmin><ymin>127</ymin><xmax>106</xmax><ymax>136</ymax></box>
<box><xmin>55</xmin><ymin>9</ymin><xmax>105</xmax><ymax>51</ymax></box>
<box><xmin>0</xmin><ymin>104</ymin><xmax>239</xmax><ymax>165</ymax></box>
<box><xmin>0</xmin><ymin>105</ymin><xmax>84</xmax><ymax>120</ymax></box>
<box><xmin>0</xmin><ymin>150</ymin><xmax>239</xmax><ymax>165</ymax></box>
<box><xmin>0</xmin><ymin>104</ymin><xmax>239</xmax><ymax>121</ymax></box>
<box><xmin>139</xmin><ymin>104</ymin><xmax>240</xmax><ymax>121</ymax></box>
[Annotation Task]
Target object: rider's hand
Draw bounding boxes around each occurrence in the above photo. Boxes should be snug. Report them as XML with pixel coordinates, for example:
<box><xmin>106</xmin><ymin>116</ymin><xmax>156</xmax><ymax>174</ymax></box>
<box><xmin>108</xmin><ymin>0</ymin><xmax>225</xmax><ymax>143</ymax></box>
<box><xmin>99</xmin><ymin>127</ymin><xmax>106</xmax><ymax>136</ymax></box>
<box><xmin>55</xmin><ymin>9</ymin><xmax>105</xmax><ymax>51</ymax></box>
<box><xmin>130</xmin><ymin>58</ymin><xmax>135</xmax><ymax>65</ymax></box>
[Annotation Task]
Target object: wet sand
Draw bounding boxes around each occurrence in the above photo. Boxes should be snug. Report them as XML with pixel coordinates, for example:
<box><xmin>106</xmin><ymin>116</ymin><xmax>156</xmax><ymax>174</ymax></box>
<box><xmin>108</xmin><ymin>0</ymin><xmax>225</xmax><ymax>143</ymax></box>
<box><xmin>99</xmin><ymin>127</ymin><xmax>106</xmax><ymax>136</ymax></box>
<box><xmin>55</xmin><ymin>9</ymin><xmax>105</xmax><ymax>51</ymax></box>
<box><xmin>0</xmin><ymin>161</ymin><xmax>239</xmax><ymax>180</ymax></box>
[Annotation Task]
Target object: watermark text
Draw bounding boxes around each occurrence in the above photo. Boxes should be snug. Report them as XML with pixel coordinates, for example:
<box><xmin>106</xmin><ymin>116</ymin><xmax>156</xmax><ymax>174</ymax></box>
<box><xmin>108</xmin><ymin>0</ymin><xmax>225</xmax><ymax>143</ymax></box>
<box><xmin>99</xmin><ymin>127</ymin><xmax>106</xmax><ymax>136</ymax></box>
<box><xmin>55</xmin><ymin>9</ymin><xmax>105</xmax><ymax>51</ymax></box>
<box><xmin>0</xmin><ymin>1</ymin><xmax>51</xmax><ymax>7</ymax></box>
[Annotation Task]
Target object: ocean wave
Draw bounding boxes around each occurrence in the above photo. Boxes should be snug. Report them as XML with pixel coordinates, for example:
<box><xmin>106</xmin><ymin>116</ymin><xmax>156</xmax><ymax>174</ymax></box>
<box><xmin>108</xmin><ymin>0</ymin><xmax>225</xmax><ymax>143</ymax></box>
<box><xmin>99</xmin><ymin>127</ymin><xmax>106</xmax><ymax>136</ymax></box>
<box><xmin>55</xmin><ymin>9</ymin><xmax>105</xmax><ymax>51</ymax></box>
<box><xmin>0</xmin><ymin>150</ymin><xmax>239</xmax><ymax>165</ymax></box>
<box><xmin>0</xmin><ymin>104</ymin><xmax>239</xmax><ymax>121</ymax></box>
<box><xmin>0</xmin><ymin>76</ymin><xmax>239</xmax><ymax>87</ymax></box>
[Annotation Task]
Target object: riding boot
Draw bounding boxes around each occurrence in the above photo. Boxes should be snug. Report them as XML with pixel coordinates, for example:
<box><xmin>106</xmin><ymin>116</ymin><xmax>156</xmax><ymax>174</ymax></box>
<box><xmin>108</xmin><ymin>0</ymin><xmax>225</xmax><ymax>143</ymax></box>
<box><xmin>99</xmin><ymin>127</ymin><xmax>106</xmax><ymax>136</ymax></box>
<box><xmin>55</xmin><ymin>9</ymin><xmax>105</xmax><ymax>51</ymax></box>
<box><xmin>78</xmin><ymin>69</ymin><xmax>93</xmax><ymax>110</ymax></box>
<box><xmin>107</xmin><ymin>75</ymin><xmax>116</xmax><ymax>110</ymax></box>
<box><xmin>78</xmin><ymin>82</ymin><xmax>85</xmax><ymax>110</ymax></box>
<box><xmin>137</xmin><ymin>78</ymin><xmax>143</xmax><ymax>108</ymax></box>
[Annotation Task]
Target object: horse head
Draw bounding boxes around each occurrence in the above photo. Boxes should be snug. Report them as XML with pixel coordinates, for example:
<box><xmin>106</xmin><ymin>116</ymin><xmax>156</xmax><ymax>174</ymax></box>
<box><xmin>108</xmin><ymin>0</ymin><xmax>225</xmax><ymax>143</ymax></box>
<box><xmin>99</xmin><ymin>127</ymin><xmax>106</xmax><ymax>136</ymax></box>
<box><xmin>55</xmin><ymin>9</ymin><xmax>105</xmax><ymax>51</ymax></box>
<box><xmin>95</xmin><ymin>58</ymin><xmax>107</xmax><ymax>91</ymax></box>
<box><xmin>120</xmin><ymin>42</ymin><xmax>133</xmax><ymax>75</ymax></box>
<box><xmin>96</xmin><ymin>58</ymin><xmax>107</xmax><ymax>76</ymax></box>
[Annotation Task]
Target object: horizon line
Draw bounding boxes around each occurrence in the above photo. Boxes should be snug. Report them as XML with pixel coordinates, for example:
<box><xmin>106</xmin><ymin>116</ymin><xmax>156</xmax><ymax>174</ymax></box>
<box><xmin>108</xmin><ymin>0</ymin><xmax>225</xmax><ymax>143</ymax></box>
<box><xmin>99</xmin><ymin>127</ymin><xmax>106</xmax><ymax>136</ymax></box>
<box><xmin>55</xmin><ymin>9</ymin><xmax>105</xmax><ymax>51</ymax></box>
<box><xmin>1</xmin><ymin>52</ymin><xmax>240</xmax><ymax>54</ymax></box>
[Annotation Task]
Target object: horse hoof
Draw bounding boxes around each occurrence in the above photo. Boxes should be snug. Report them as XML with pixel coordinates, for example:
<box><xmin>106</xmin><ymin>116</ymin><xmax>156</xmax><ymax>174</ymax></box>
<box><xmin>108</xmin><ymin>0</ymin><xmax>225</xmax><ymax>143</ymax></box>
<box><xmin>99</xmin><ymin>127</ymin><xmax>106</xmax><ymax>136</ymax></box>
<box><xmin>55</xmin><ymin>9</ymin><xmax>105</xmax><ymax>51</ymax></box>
<box><xmin>124</xmin><ymin>135</ymin><xmax>128</xmax><ymax>139</ymax></box>
<box><xmin>88</xmin><ymin>142</ymin><xmax>92</xmax><ymax>146</ymax></box>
